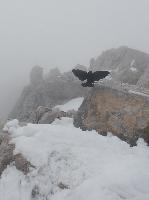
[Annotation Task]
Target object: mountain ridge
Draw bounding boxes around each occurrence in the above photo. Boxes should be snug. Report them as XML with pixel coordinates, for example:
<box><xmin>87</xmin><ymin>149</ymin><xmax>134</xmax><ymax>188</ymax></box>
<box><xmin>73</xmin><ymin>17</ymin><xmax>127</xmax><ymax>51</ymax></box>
<box><xmin>9</xmin><ymin>46</ymin><xmax>149</xmax><ymax>121</ymax></box>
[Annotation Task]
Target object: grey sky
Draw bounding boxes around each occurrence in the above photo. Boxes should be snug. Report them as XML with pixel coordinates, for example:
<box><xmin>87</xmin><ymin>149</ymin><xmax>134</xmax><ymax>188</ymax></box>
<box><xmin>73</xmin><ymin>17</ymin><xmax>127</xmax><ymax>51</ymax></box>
<box><xmin>0</xmin><ymin>0</ymin><xmax>148</xmax><ymax>118</ymax></box>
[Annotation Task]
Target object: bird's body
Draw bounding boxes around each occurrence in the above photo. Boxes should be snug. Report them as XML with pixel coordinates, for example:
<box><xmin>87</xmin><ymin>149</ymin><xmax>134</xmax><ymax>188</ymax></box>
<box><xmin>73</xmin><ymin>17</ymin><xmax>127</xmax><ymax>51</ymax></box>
<box><xmin>72</xmin><ymin>69</ymin><xmax>110</xmax><ymax>87</ymax></box>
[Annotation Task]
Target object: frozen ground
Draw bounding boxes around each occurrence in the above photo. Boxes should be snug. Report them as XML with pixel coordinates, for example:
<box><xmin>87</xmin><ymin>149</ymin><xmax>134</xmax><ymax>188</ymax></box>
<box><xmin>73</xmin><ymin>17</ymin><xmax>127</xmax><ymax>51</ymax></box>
<box><xmin>1</xmin><ymin>98</ymin><xmax>149</xmax><ymax>200</ymax></box>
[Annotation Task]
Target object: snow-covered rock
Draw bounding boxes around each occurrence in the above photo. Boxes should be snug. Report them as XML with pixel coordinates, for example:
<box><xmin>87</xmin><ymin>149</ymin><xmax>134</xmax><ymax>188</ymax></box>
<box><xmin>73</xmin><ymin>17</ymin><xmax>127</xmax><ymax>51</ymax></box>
<box><xmin>29</xmin><ymin>97</ymin><xmax>83</xmax><ymax>124</ymax></box>
<box><xmin>0</xmin><ymin>134</ymin><xmax>32</xmax><ymax>176</ymax></box>
<box><xmin>0</xmin><ymin>117</ymin><xmax>149</xmax><ymax>200</ymax></box>
<box><xmin>130</xmin><ymin>66</ymin><xmax>137</xmax><ymax>72</ymax></box>
<box><xmin>3</xmin><ymin>119</ymin><xmax>19</xmax><ymax>134</ymax></box>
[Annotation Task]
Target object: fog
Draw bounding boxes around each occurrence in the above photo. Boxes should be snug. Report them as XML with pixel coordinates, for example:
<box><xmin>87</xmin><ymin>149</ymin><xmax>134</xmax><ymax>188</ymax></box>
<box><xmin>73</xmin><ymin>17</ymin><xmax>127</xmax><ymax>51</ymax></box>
<box><xmin>0</xmin><ymin>0</ymin><xmax>148</xmax><ymax>119</ymax></box>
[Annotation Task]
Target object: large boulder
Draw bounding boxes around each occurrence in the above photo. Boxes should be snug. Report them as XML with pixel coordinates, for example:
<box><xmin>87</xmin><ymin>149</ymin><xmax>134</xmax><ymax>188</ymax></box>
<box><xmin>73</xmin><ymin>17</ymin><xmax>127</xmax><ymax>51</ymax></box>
<box><xmin>74</xmin><ymin>85</ymin><xmax>149</xmax><ymax>145</ymax></box>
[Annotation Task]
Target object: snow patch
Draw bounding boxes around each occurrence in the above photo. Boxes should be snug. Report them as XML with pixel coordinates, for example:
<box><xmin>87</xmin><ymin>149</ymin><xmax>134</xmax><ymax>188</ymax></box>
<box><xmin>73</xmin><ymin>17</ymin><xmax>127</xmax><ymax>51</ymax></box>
<box><xmin>129</xmin><ymin>90</ymin><xmax>149</xmax><ymax>97</ymax></box>
<box><xmin>3</xmin><ymin>119</ymin><xmax>19</xmax><ymax>134</ymax></box>
<box><xmin>130</xmin><ymin>59</ymin><xmax>135</xmax><ymax>67</ymax></box>
<box><xmin>54</xmin><ymin>97</ymin><xmax>84</xmax><ymax>112</ymax></box>
<box><xmin>130</xmin><ymin>66</ymin><xmax>137</xmax><ymax>72</ymax></box>
<box><xmin>130</xmin><ymin>59</ymin><xmax>137</xmax><ymax>72</ymax></box>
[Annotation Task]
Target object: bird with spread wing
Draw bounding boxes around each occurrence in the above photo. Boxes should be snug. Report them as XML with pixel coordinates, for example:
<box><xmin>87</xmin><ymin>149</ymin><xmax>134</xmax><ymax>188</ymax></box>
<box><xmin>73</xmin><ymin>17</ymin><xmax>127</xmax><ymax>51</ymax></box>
<box><xmin>72</xmin><ymin>69</ymin><xmax>110</xmax><ymax>87</ymax></box>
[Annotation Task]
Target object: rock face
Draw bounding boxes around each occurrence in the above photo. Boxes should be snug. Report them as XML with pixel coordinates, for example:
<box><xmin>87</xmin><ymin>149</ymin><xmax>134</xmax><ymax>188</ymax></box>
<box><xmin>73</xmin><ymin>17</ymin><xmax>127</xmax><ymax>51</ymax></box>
<box><xmin>137</xmin><ymin>67</ymin><xmax>149</xmax><ymax>88</ymax></box>
<box><xmin>31</xmin><ymin>105</ymin><xmax>76</xmax><ymax>124</ymax></box>
<box><xmin>90</xmin><ymin>46</ymin><xmax>149</xmax><ymax>86</ymax></box>
<box><xmin>30</xmin><ymin>65</ymin><xmax>44</xmax><ymax>86</ymax></box>
<box><xmin>9</xmin><ymin>66</ymin><xmax>87</xmax><ymax>122</ymax></box>
<box><xmin>31</xmin><ymin>106</ymin><xmax>52</xmax><ymax>123</ymax></box>
<box><xmin>74</xmin><ymin>86</ymin><xmax>149</xmax><ymax>145</ymax></box>
<box><xmin>0</xmin><ymin>134</ymin><xmax>15</xmax><ymax>176</ymax></box>
<box><xmin>0</xmin><ymin>134</ymin><xmax>33</xmax><ymax>175</ymax></box>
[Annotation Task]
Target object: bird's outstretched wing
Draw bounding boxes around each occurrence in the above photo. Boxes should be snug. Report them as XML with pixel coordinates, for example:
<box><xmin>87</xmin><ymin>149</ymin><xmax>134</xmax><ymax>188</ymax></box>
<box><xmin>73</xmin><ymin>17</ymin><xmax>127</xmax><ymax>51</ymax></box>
<box><xmin>92</xmin><ymin>71</ymin><xmax>110</xmax><ymax>81</ymax></box>
<box><xmin>72</xmin><ymin>69</ymin><xmax>88</xmax><ymax>81</ymax></box>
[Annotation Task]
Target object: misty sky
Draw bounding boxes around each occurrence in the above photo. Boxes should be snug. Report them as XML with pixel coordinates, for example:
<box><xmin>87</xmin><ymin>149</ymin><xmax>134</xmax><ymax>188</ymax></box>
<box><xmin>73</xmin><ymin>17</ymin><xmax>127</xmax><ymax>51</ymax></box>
<box><xmin>0</xmin><ymin>0</ymin><xmax>148</xmax><ymax>119</ymax></box>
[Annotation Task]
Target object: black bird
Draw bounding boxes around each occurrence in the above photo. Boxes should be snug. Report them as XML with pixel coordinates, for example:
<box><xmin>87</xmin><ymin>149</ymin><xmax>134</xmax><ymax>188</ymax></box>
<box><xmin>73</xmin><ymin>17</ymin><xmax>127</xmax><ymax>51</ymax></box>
<box><xmin>72</xmin><ymin>69</ymin><xmax>110</xmax><ymax>87</ymax></box>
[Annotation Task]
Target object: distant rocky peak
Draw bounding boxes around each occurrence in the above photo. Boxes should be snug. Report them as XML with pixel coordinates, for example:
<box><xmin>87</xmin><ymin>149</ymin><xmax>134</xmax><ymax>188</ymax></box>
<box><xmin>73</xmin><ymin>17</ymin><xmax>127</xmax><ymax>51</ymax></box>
<box><xmin>46</xmin><ymin>67</ymin><xmax>62</xmax><ymax>81</ymax></box>
<box><xmin>30</xmin><ymin>65</ymin><xmax>43</xmax><ymax>85</ymax></box>
<box><xmin>91</xmin><ymin>46</ymin><xmax>149</xmax><ymax>69</ymax></box>
<box><xmin>74</xmin><ymin>64</ymin><xmax>87</xmax><ymax>71</ymax></box>
<box><xmin>89</xmin><ymin>46</ymin><xmax>149</xmax><ymax>86</ymax></box>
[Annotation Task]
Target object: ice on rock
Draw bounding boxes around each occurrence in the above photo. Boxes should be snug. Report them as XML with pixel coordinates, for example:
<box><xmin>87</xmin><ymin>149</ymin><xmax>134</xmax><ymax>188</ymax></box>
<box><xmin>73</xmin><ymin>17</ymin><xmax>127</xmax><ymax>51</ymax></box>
<box><xmin>3</xmin><ymin>119</ymin><xmax>19</xmax><ymax>134</ymax></box>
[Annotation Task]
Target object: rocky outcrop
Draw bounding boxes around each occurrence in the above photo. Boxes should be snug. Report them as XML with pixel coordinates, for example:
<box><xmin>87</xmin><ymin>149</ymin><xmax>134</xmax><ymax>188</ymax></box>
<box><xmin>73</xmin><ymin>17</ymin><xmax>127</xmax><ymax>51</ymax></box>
<box><xmin>137</xmin><ymin>67</ymin><xmax>149</xmax><ymax>88</ymax></box>
<box><xmin>90</xmin><ymin>46</ymin><xmax>149</xmax><ymax>86</ymax></box>
<box><xmin>0</xmin><ymin>134</ymin><xmax>15</xmax><ymax>176</ymax></box>
<box><xmin>30</xmin><ymin>65</ymin><xmax>44</xmax><ymax>86</ymax></box>
<box><xmin>74</xmin><ymin>86</ymin><xmax>149</xmax><ymax>145</ymax></box>
<box><xmin>38</xmin><ymin>110</ymin><xmax>67</xmax><ymax>124</ymax></box>
<box><xmin>9</xmin><ymin>66</ymin><xmax>87</xmax><ymax>122</ymax></box>
<box><xmin>31</xmin><ymin>106</ymin><xmax>52</xmax><ymax>123</ymax></box>
<box><xmin>31</xmin><ymin>106</ymin><xmax>76</xmax><ymax>124</ymax></box>
<box><xmin>0</xmin><ymin>134</ymin><xmax>34</xmax><ymax>176</ymax></box>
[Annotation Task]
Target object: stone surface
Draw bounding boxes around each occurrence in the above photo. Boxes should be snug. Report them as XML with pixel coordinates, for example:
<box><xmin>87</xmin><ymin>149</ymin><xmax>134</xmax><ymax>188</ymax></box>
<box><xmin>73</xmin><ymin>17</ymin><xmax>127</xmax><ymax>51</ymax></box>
<box><xmin>74</xmin><ymin>86</ymin><xmax>149</xmax><ymax>145</ymax></box>
<box><xmin>29</xmin><ymin>104</ymin><xmax>76</xmax><ymax>124</ymax></box>
<box><xmin>137</xmin><ymin>67</ymin><xmax>149</xmax><ymax>88</ymax></box>
<box><xmin>31</xmin><ymin>106</ymin><xmax>52</xmax><ymax>123</ymax></box>
<box><xmin>38</xmin><ymin>110</ymin><xmax>67</xmax><ymax>124</ymax></box>
<box><xmin>0</xmin><ymin>134</ymin><xmax>34</xmax><ymax>176</ymax></box>
<box><xmin>0</xmin><ymin>134</ymin><xmax>15</xmax><ymax>176</ymax></box>
<box><xmin>14</xmin><ymin>153</ymin><xmax>34</xmax><ymax>175</ymax></box>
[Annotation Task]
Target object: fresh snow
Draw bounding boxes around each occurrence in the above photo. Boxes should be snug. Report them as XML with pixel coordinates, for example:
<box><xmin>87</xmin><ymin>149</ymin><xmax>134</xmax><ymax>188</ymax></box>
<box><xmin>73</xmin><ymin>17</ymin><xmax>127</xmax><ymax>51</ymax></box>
<box><xmin>54</xmin><ymin>97</ymin><xmax>84</xmax><ymax>112</ymax></box>
<box><xmin>130</xmin><ymin>59</ymin><xmax>137</xmax><ymax>72</ymax></box>
<box><xmin>130</xmin><ymin>59</ymin><xmax>135</xmax><ymax>67</ymax></box>
<box><xmin>3</xmin><ymin>119</ymin><xmax>19</xmax><ymax>134</ymax></box>
<box><xmin>1</xmin><ymin>97</ymin><xmax>149</xmax><ymax>200</ymax></box>
<box><xmin>130</xmin><ymin>67</ymin><xmax>137</xmax><ymax>72</ymax></box>
<box><xmin>129</xmin><ymin>90</ymin><xmax>149</xmax><ymax>98</ymax></box>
